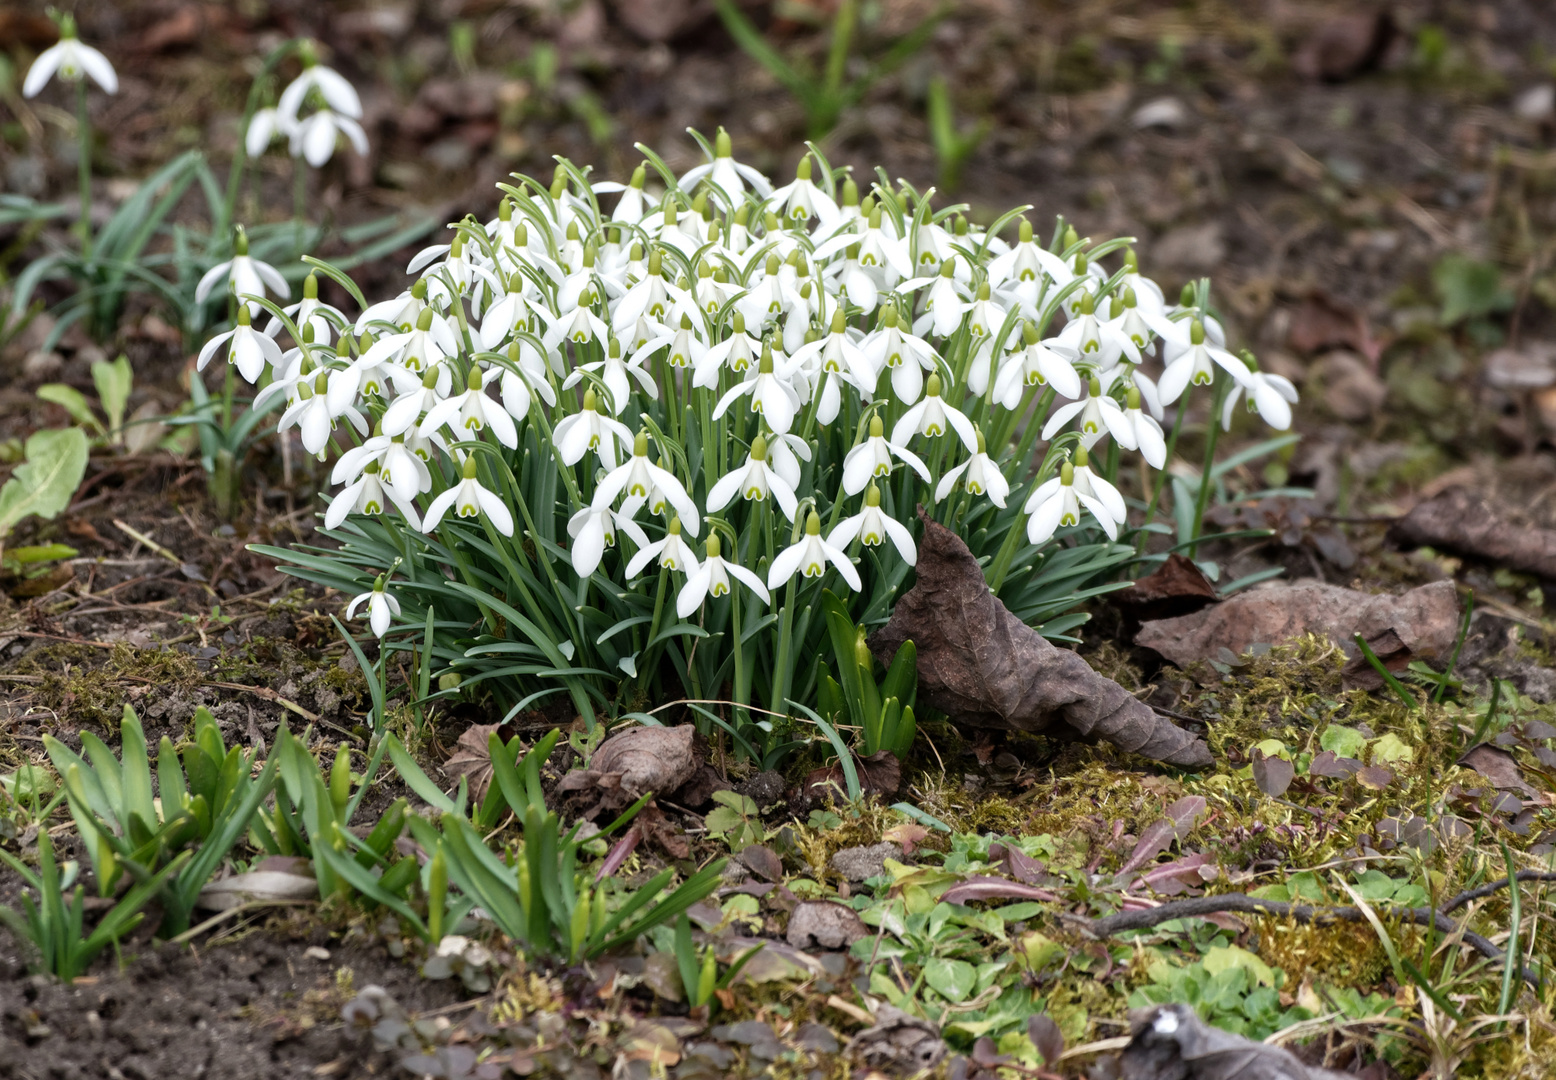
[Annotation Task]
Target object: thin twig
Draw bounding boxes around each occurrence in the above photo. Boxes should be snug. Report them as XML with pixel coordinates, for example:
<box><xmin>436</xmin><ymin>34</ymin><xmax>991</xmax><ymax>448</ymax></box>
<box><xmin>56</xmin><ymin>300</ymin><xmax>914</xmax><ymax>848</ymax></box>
<box><xmin>1441</xmin><ymin>871</ymin><xmax>1556</xmax><ymax>915</ymax></box>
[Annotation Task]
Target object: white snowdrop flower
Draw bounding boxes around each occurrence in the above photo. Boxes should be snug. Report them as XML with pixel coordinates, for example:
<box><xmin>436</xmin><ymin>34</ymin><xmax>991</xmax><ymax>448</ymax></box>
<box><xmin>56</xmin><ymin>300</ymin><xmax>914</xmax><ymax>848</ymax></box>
<box><xmin>289</xmin><ymin>107</ymin><xmax>368</xmax><ymax>166</ymax></box>
<box><xmin>22</xmin><ymin>17</ymin><xmax>117</xmax><ymax>97</ymax></box>
<box><xmin>268</xmin><ymin>272</ymin><xmax>343</xmax><ymax>346</ymax></box>
<box><xmin>497</xmin><ymin>340</ymin><xmax>556</xmax><ymax>422</ymax></box>
<box><xmin>935</xmin><ymin>429</ymin><xmax>1010</xmax><ymax>508</ymax></box>
<box><xmin>706</xmin><ymin>435</ymin><xmax>799</xmax><ymax>522</ymax></box>
<box><xmin>552</xmin><ymin>388</ymin><xmax>633</xmax><ymax>468</ymax></box>
<box><xmin>1042</xmin><ymin>374</ymin><xmax>1128</xmax><ymax>449</ymax></box>
<box><xmin>195</xmin><ymin>227</ymin><xmax>291</xmax><ymax>317</ymax></box>
<box><xmin>1155</xmin><ymin>318</ymin><xmax>1248</xmax><ymax>405</ymax></box>
<box><xmin>613</xmin><ymin>247</ymin><xmax>684</xmax><ymax>329</ymax></box>
<box><xmin>858</xmin><ymin>304</ymin><xmax>938</xmax><ymax>406</ymax></box>
<box><xmin>891</xmin><ymin>373</ymin><xmax>979</xmax><ymax>453</ymax></box>
<box><xmin>1024</xmin><ymin>459</ymin><xmax>1118</xmax><ymax>543</ymax></box>
<box><xmin>679</xmin><ymin>128</ymin><xmax>773</xmax><ymax>206</ymax></box>
<box><xmin>1054</xmin><ymin>290</ymin><xmax>1140</xmax><ymax>367</ymax></box>
<box><xmin>1106</xmin><ymin>283</ymin><xmax>1158</xmax><ymax>355</ymax></box>
<box><xmin>904</xmin><ymin>259</ymin><xmax>971</xmax><ymax>339</ymax></box>
<box><xmin>563</xmin><ymin>336</ymin><xmax>657</xmax><ymax>416</ymax></box>
<box><xmin>419</xmin><ymin>365</ymin><xmax>519</xmax><ymax>449</ymax></box>
<box><xmin>423</xmin><ymin>456</ymin><xmax>514</xmax><ymax>536</ymax></box>
<box><xmin>327</xmin><ymin>463</ymin><xmax>422</xmax><ymax>531</ymax></box>
<box><xmin>276</xmin><ymin>57</ymin><xmax>363</xmax><ymax>125</ymax></box>
<box><xmin>358</xmin><ymin>307</ymin><xmax>460</xmax><ymax>376</ymax></box>
<box><xmin>537</xmin><ymin>289</ymin><xmax>611</xmax><ymax>354</ymax></box>
<box><xmin>631</xmin><ymin>312</ymin><xmax>709</xmax><ymax>377</ymax></box>
<box><xmin>711</xmin><ymin>344</ymin><xmax>803</xmax><ymax>436</ymax></box>
<box><xmin>626</xmin><ymin>516</ymin><xmax>701</xmax><ymax>579</ymax></box>
<box><xmin>677</xmin><ymin>534</ymin><xmax>769</xmax><ymax>618</ymax></box>
<box><xmin>1121</xmin><ymin>387</ymin><xmax>1167</xmax><ymax>468</ymax></box>
<box><xmin>986</xmin><ymin>219</ymin><xmax>1071</xmax><ymax>293</ymax></box>
<box><xmin>279</xmin><ymin>370</ymin><xmax>367</xmax><ymax>456</ymax></box>
<box><xmin>382</xmin><ymin>366</ymin><xmax>450</xmax><ymax>438</ymax></box>
<box><xmin>355</xmin><ymin>281</ymin><xmax>428</xmax><ymax>335</ymax></box>
<box><xmin>245</xmin><ymin>106</ymin><xmax>286</xmax><ymax>157</ymax></box>
<box><xmin>842</xmin><ymin>414</ymin><xmax>931</xmax><ymax>496</ymax></box>
<box><xmin>964</xmin><ymin>280</ymin><xmax>1009</xmax><ymax>344</ymax></box>
<box><xmin>1073</xmin><ymin>447</ymin><xmax>1128</xmax><ymax>533</ymax></box>
<box><xmin>765</xmin><ymin>155</ymin><xmax>839</xmax><ymax>228</ymax></box>
<box><xmin>991</xmin><ymin>322</ymin><xmax>1082</xmax><ymax>409</ymax></box>
<box><xmin>346</xmin><ymin>576</ymin><xmax>400</xmax><ymax>639</ymax></box>
<box><xmin>477</xmin><ymin>273</ymin><xmax>533</xmax><ymax>353</ymax></box>
<box><xmin>593</xmin><ymin>163</ymin><xmax>656</xmax><ymax>225</ymax></box>
<box><xmin>1115</xmin><ymin>248</ymin><xmax>1168</xmax><ymax>315</ymax></box>
<box><xmin>1220</xmin><ymin>353</ymin><xmax>1299</xmax><ymax>431</ymax></box>
<box><xmin>765</xmin><ymin>431</ymin><xmax>812</xmax><ymax>494</ymax></box>
<box><xmin>692</xmin><ymin>312</ymin><xmax>761</xmax><ymax>389</ymax></box>
<box><xmin>593</xmin><ymin>430</ymin><xmax>700</xmax><ymax>533</ymax></box>
<box><xmin>909</xmin><ymin>215</ymin><xmax>962</xmax><ymax>274</ymax></box>
<box><xmin>333</xmin><ymin>434</ymin><xmax>431</xmax><ymax>504</ymax></box>
<box><xmin>734</xmin><ymin>252</ymin><xmax>802</xmax><ymax>332</ymax></box>
<box><xmin>790</xmin><ymin>307</ymin><xmax>875</xmax><ymax>396</ymax></box>
<box><xmin>768</xmin><ymin>511</ymin><xmax>861</xmax><ymax>593</ymax></box>
<box><xmin>197</xmin><ymin>306</ymin><xmax>281</xmax><ymax>384</ymax></box>
<box><xmin>566</xmin><ymin>502</ymin><xmax>649</xmax><ymax>578</ymax></box>
<box><xmin>829</xmin><ymin>484</ymin><xmax>917</xmax><ymax>565</ymax></box>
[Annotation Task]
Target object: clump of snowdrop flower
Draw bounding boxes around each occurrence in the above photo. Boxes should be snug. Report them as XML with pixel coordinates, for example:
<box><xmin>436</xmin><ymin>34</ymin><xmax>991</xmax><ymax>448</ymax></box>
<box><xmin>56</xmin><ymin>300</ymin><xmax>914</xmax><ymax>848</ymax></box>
<box><xmin>21</xmin><ymin>14</ymin><xmax>117</xmax><ymax>98</ymax></box>
<box><xmin>243</xmin><ymin>133</ymin><xmax>1295</xmax><ymax>736</ymax></box>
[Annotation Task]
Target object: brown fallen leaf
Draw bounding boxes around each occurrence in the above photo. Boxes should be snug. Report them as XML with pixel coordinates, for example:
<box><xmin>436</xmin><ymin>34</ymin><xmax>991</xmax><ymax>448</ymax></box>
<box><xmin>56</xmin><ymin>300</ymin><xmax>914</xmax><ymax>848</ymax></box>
<box><xmin>883</xmin><ymin>822</ymin><xmax>930</xmax><ymax>856</ymax></box>
<box><xmin>1250</xmin><ymin>749</ymin><xmax>1295</xmax><ymax>797</ymax></box>
<box><xmin>739</xmin><ymin>843</ymin><xmax>784</xmax><ymax>883</ymax></box>
<box><xmin>1459</xmin><ymin>744</ymin><xmax>1539</xmax><ymax>798</ymax></box>
<box><xmin>605</xmin><ymin>0</ymin><xmax>695</xmax><ymax>41</ymax></box>
<box><xmin>1135</xmin><ymin>580</ymin><xmax>1460</xmax><ymax>669</ymax></box>
<box><xmin>1111</xmin><ymin>554</ymin><xmax>1219</xmax><ymax>637</ymax></box>
<box><xmin>1118</xmin><ymin>796</ymin><xmax>1208</xmax><ymax>874</ymax></box>
<box><xmin>1341</xmin><ymin>627</ymin><xmax>1413</xmax><ymax>692</ymax></box>
<box><xmin>1112</xmin><ymin>1003</ymin><xmax>1353</xmax><ymax>1079</ymax></box>
<box><xmin>1356</xmin><ymin>765</ymin><xmax>1395</xmax><ymax>790</ymax></box>
<box><xmin>848</xmin><ymin>1004</ymin><xmax>947</xmax><ymax>1074</ymax></box>
<box><xmin>1287</xmin><ymin>291</ymin><xmax>1382</xmax><ymax>363</ymax></box>
<box><xmin>786</xmin><ymin>900</ymin><xmax>868</xmax><ymax>950</ymax></box>
<box><xmin>1291</xmin><ymin>12</ymin><xmax>1396</xmax><ymax>83</ymax></box>
<box><xmin>1028</xmin><ymin>1014</ymin><xmax>1064</xmax><ymax>1068</ymax></box>
<box><xmin>1386</xmin><ymin>487</ymin><xmax>1556</xmax><ymax>581</ymax></box>
<box><xmin>801</xmin><ymin>750</ymin><xmax>901</xmax><ymax>799</ymax></box>
<box><xmin>556</xmin><ymin>724</ymin><xmax>703</xmax><ymax>820</ymax></box>
<box><xmin>442</xmin><ymin>722</ymin><xmax>504</xmax><ymax>803</ymax></box>
<box><xmin>869</xmin><ymin>511</ymin><xmax>1212</xmax><ymax>769</ymax></box>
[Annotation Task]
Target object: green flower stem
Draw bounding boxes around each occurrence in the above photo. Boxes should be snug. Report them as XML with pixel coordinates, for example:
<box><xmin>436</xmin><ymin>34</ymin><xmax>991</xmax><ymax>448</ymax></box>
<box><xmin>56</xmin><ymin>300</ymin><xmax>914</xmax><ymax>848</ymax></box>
<box><xmin>76</xmin><ymin>82</ymin><xmax>92</xmax><ymax>259</ymax></box>
<box><xmin>1135</xmin><ymin>383</ymin><xmax>1194</xmax><ymax>560</ymax></box>
<box><xmin>730</xmin><ymin>583</ymin><xmax>750</xmax><ymax>749</ymax></box>
<box><xmin>636</xmin><ymin>567</ymin><xmax>669</xmax><ymax>697</ymax></box>
<box><xmin>1188</xmin><ymin>374</ymin><xmax>1232</xmax><ymax>560</ymax></box>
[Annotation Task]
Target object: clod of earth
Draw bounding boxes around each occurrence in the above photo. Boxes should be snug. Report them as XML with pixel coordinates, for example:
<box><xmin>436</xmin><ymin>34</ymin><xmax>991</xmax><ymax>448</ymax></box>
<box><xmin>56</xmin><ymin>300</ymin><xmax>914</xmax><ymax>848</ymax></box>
<box><xmin>785</xmin><ymin>900</ymin><xmax>868</xmax><ymax>950</ymax></box>
<box><xmin>1105</xmin><ymin>1003</ymin><xmax>1352</xmax><ymax>1080</ymax></box>
<box><xmin>829</xmin><ymin>842</ymin><xmax>902</xmax><ymax>882</ymax></box>
<box><xmin>870</xmin><ymin>511</ymin><xmax>1213</xmax><ymax>769</ymax></box>
<box><xmin>1134</xmin><ymin>579</ymin><xmax>1460</xmax><ymax>669</ymax></box>
<box><xmin>1385</xmin><ymin>486</ymin><xmax>1556</xmax><ymax>581</ymax></box>
<box><xmin>848</xmin><ymin>1004</ymin><xmax>947</xmax><ymax>1073</ymax></box>
<box><xmin>555</xmin><ymin>723</ymin><xmax>702</xmax><ymax>819</ymax></box>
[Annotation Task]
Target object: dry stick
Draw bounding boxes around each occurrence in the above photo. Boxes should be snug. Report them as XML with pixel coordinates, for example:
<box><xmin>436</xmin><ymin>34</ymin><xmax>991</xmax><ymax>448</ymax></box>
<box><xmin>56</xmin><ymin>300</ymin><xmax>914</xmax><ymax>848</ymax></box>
<box><xmin>1440</xmin><ymin>871</ymin><xmax>1556</xmax><ymax>914</ymax></box>
<box><xmin>1066</xmin><ymin>884</ymin><xmax>1551</xmax><ymax>986</ymax></box>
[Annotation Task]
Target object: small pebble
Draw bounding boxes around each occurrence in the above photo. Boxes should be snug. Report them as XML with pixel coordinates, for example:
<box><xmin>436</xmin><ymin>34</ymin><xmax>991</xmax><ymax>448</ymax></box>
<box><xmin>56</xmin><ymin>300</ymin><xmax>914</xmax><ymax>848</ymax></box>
<box><xmin>304</xmin><ymin>946</ymin><xmax>331</xmax><ymax>961</ymax></box>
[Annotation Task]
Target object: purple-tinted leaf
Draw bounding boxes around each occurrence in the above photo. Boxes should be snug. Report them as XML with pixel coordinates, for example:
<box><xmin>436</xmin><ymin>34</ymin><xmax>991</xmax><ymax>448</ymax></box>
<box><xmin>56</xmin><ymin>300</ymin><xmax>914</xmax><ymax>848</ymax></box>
<box><xmin>1028</xmin><ymin>1014</ymin><xmax>1064</xmax><ymax>1066</ymax></box>
<box><xmin>941</xmin><ymin>876</ymin><xmax>1061</xmax><ymax>905</ymax></box>
<box><xmin>1251</xmin><ymin>749</ymin><xmax>1295</xmax><ymax>797</ymax></box>
<box><xmin>1165</xmin><ymin>795</ymin><xmax>1208</xmax><ymax>839</ymax></box>
<box><xmin>988</xmin><ymin>842</ymin><xmax>1047</xmax><ymax>885</ymax></box>
<box><xmin>1308</xmin><ymin>750</ymin><xmax>1361</xmax><ymax>778</ymax></box>
<box><xmin>1356</xmin><ymin>764</ymin><xmax>1394</xmax><ymax>789</ymax></box>
<box><xmin>595</xmin><ymin>824</ymin><xmax>641</xmax><ymax>883</ymax></box>
<box><xmin>1118</xmin><ymin>820</ymin><xmax>1176</xmax><ymax>875</ymax></box>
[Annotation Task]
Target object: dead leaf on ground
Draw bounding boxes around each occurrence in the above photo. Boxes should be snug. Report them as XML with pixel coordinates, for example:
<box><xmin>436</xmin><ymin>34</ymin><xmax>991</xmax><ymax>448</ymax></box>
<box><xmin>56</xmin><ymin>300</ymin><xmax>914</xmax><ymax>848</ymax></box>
<box><xmin>1459</xmin><ymin>744</ymin><xmax>1539</xmax><ymax>798</ymax></box>
<box><xmin>1356</xmin><ymin>765</ymin><xmax>1395</xmax><ymax>790</ymax></box>
<box><xmin>1341</xmin><ymin>627</ymin><xmax>1413</xmax><ymax>692</ymax></box>
<box><xmin>883</xmin><ymin>822</ymin><xmax>930</xmax><ymax>855</ymax></box>
<box><xmin>800</xmin><ymin>749</ymin><xmax>901</xmax><ymax>799</ymax></box>
<box><xmin>1118</xmin><ymin>796</ymin><xmax>1208</xmax><ymax>874</ymax></box>
<box><xmin>1108</xmin><ymin>1003</ymin><xmax>1352</xmax><ymax>1079</ymax></box>
<box><xmin>849</xmin><ymin>1004</ymin><xmax>947</xmax><ymax>1074</ymax></box>
<box><xmin>739</xmin><ymin>843</ymin><xmax>784</xmax><ymax>882</ymax></box>
<box><xmin>1135</xmin><ymin>580</ymin><xmax>1460</xmax><ymax>669</ymax></box>
<box><xmin>785</xmin><ymin>901</ymin><xmax>868</xmax><ymax>950</ymax></box>
<box><xmin>605</xmin><ymin>0</ymin><xmax>697</xmax><ymax>41</ymax></box>
<box><xmin>1386</xmin><ymin>487</ymin><xmax>1556</xmax><ymax>581</ymax></box>
<box><xmin>1291</xmin><ymin>12</ymin><xmax>1396</xmax><ymax>83</ymax></box>
<box><xmin>870</xmin><ymin>511</ymin><xmax>1212</xmax><ymax>769</ymax></box>
<box><xmin>1111</xmin><ymin>554</ymin><xmax>1219</xmax><ymax>636</ymax></box>
<box><xmin>1250</xmin><ymin>749</ymin><xmax>1295</xmax><ymax>797</ymax></box>
<box><xmin>442</xmin><ymin>723</ymin><xmax>504</xmax><ymax>802</ymax></box>
<box><xmin>556</xmin><ymin>724</ymin><xmax>703</xmax><ymax>820</ymax></box>
<box><xmin>1288</xmin><ymin>291</ymin><xmax>1382</xmax><ymax>363</ymax></box>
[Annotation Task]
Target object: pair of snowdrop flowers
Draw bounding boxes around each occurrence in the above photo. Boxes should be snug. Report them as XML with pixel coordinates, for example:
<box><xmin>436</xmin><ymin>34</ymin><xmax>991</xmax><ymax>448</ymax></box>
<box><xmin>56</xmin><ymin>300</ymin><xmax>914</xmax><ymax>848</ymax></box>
<box><xmin>246</xmin><ymin>50</ymin><xmax>367</xmax><ymax>167</ymax></box>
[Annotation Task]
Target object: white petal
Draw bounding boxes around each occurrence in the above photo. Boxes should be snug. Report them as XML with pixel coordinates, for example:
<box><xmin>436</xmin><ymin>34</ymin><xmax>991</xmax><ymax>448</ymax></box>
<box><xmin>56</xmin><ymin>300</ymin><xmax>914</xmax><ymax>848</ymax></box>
<box><xmin>882</xmin><ymin>517</ymin><xmax>917</xmax><ymax>565</ymax></box>
<box><xmin>766</xmin><ymin>543</ymin><xmax>805</xmax><ymax>590</ymax></box>
<box><xmin>475</xmin><ymin>484</ymin><xmax>515</xmax><ymax>536</ymax></box>
<box><xmin>422</xmin><ymin>488</ymin><xmax>460</xmax><ymax>533</ymax></box>
<box><xmin>23</xmin><ymin>44</ymin><xmax>65</xmax><ymax>97</ymax></box>
<box><xmin>77</xmin><ymin>45</ymin><xmax>118</xmax><ymax>94</ymax></box>
<box><xmin>195</xmin><ymin>261</ymin><xmax>232</xmax><ymax>304</ymax></box>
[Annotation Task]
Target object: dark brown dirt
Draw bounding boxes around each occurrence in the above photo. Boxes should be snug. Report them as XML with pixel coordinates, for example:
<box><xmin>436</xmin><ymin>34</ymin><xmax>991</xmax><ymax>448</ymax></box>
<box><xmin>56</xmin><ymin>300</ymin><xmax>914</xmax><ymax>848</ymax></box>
<box><xmin>0</xmin><ymin>928</ymin><xmax>468</xmax><ymax>1080</ymax></box>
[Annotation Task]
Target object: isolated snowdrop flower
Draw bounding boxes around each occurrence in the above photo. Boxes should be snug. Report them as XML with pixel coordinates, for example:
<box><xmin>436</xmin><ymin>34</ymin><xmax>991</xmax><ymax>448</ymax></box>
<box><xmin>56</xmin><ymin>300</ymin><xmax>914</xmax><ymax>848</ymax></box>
<box><xmin>707</xmin><ymin>435</ymin><xmax>799</xmax><ymax>521</ymax></box>
<box><xmin>1221</xmin><ymin>353</ymin><xmax>1298</xmax><ymax>431</ymax></box>
<box><xmin>593</xmin><ymin>163</ymin><xmax>655</xmax><ymax>225</ymax></box>
<box><xmin>1156</xmin><ymin>319</ymin><xmax>1247</xmax><ymax>405</ymax></box>
<box><xmin>891</xmin><ymin>374</ymin><xmax>979</xmax><ymax>453</ymax></box>
<box><xmin>593</xmin><ymin>431</ymin><xmax>700</xmax><ymax>532</ymax></box>
<box><xmin>496</xmin><ymin>340</ymin><xmax>556</xmax><ymax>422</ymax></box>
<box><xmin>935</xmin><ymin>430</ymin><xmax>1010</xmax><ymax>508</ymax></box>
<box><xmin>197</xmin><ymin>306</ymin><xmax>281</xmax><ymax>383</ymax></box>
<box><xmin>1054</xmin><ymin>291</ymin><xmax>1140</xmax><ymax>367</ymax></box>
<box><xmin>268</xmin><ymin>272</ymin><xmax>343</xmax><ymax>345</ymax></box>
<box><xmin>346</xmin><ymin>576</ymin><xmax>400</xmax><ymax>638</ymax></box>
<box><xmin>419</xmin><ymin>366</ymin><xmax>519</xmax><ymax>449</ymax></box>
<box><xmin>711</xmin><ymin>345</ymin><xmax>803</xmax><ymax>435</ymax></box>
<box><xmin>679</xmin><ymin>128</ymin><xmax>772</xmax><ymax>206</ymax></box>
<box><xmin>768</xmin><ymin>512</ymin><xmax>861</xmax><ymax>592</ymax></box>
<box><xmin>987</xmin><ymin>220</ymin><xmax>1070</xmax><ymax>294</ymax></box>
<box><xmin>22</xmin><ymin>17</ymin><xmax>117</xmax><ymax>97</ymax></box>
<box><xmin>564</xmin><ymin>336</ymin><xmax>657</xmax><ymax>416</ymax></box>
<box><xmin>245</xmin><ymin>106</ymin><xmax>285</xmax><ymax>157</ymax></box>
<box><xmin>842</xmin><ymin>414</ymin><xmax>930</xmax><ymax>496</ymax></box>
<box><xmin>196</xmin><ymin>227</ymin><xmax>291</xmax><ymax>317</ymax></box>
<box><xmin>290</xmin><ymin>106</ymin><xmax>369</xmax><ymax>166</ymax></box>
<box><xmin>358</xmin><ymin>307</ymin><xmax>459</xmax><ymax>376</ymax></box>
<box><xmin>905</xmin><ymin>260</ymin><xmax>970</xmax><ymax>339</ymax></box>
<box><xmin>279</xmin><ymin>371</ymin><xmax>366</xmax><ymax>456</ymax></box>
<box><xmin>1119</xmin><ymin>387</ymin><xmax>1167</xmax><ymax>468</ymax></box>
<box><xmin>423</xmin><ymin>456</ymin><xmax>514</xmax><ymax>536</ymax></box>
<box><xmin>1072</xmin><ymin>447</ymin><xmax>1128</xmax><ymax>533</ymax></box>
<box><xmin>276</xmin><ymin>56</ymin><xmax>362</xmax><ymax>126</ymax></box>
<box><xmin>677</xmin><ymin>534</ymin><xmax>769</xmax><ymax>618</ymax></box>
<box><xmin>626</xmin><ymin>516</ymin><xmax>701</xmax><ymax>579</ymax></box>
<box><xmin>829</xmin><ymin>484</ymin><xmax>917</xmax><ymax>565</ymax></box>
<box><xmin>1042</xmin><ymin>375</ymin><xmax>1127</xmax><ymax>448</ymax></box>
<box><xmin>566</xmin><ymin>503</ymin><xmax>648</xmax><ymax>578</ymax></box>
<box><xmin>693</xmin><ymin>312</ymin><xmax>761</xmax><ymax>389</ymax></box>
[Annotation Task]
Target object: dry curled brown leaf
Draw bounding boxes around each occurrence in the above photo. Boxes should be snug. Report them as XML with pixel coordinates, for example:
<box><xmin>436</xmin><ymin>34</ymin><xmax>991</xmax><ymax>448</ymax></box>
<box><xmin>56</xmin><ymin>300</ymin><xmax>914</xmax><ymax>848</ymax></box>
<box><xmin>1386</xmin><ymin>487</ymin><xmax>1556</xmax><ymax>581</ymax></box>
<box><xmin>441</xmin><ymin>723</ymin><xmax>503</xmax><ymax>803</ymax></box>
<box><xmin>869</xmin><ymin>512</ymin><xmax>1212</xmax><ymax>769</ymax></box>
<box><xmin>1135</xmin><ymin>580</ymin><xmax>1460</xmax><ymax>669</ymax></box>
<box><xmin>785</xmin><ymin>901</ymin><xmax>867</xmax><ymax>950</ymax></box>
<box><xmin>556</xmin><ymin>724</ymin><xmax>703</xmax><ymax>820</ymax></box>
